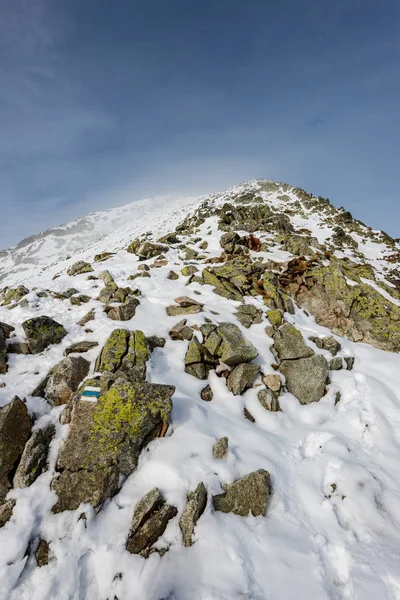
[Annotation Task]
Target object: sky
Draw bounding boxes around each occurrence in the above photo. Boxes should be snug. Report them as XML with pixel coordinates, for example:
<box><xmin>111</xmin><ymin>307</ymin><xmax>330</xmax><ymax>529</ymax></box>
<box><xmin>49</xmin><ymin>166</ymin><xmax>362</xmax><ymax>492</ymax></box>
<box><xmin>1</xmin><ymin>0</ymin><xmax>400</xmax><ymax>249</ymax></box>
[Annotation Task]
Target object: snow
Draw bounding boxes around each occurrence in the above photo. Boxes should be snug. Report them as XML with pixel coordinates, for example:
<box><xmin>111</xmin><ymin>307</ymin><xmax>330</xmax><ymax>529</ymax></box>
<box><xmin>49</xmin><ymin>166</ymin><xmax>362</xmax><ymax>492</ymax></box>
<box><xmin>1</xmin><ymin>183</ymin><xmax>400</xmax><ymax>600</ymax></box>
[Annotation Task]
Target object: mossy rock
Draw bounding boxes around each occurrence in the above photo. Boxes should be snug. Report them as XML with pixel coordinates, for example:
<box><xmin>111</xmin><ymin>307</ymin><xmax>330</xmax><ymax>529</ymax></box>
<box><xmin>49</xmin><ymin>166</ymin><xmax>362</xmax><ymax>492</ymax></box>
<box><xmin>1</xmin><ymin>285</ymin><xmax>29</xmax><ymax>306</ymax></box>
<box><xmin>67</xmin><ymin>261</ymin><xmax>94</xmax><ymax>276</ymax></box>
<box><xmin>95</xmin><ymin>329</ymin><xmax>129</xmax><ymax>373</ymax></box>
<box><xmin>181</xmin><ymin>266</ymin><xmax>198</xmax><ymax>277</ymax></box>
<box><xmin>22</xmin><ymin>316</ymin><xmax>67</xmax><ymax>354</ymax></box>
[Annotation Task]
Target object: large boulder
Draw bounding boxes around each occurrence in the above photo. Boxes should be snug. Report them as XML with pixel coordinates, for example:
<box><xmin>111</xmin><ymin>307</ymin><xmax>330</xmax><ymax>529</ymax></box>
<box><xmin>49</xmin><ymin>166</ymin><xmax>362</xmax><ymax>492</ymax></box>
<box><xmin>45</xmin><ymin>357</ymin><xmax>90</xmax><ymax>406</ymax></box>
<box><xmin>179</xmin><ymin>482</ymin><xmax>207</xmax><ymax>547</ymax></box>
<box><xmin>95</xmin><ymin>329</ymin><xmax>129</xmax><ymax>373</ymax></box>
<box><xmin>22</xmin><ymin>316</ymin><xmax>67</xmax><ymax>354</ymax></box>
<box><xmin>280</xmin><ymin>354</ymin><xmax>329</xmax><ymax>405</ymax></box>
<box><xmin>119</xmin><ymin>330</ymin><xmax>150</xmax><ymax>382</ymax></box>
<box><xmin>0</xmin><ymin>397</ymin><xmax>32</xmax><ymax>503</ymax></box>
<box><xmin>217</xmin><ymin>323</ymin><xmax>258</xmax><ymax>366</ymax></box>
<box><xmin>126</xmin><ymin>487</ymin><xmax>177</xmax><ymax>555</ymax></box>
<box><xmin>13</xmin><ymin>425</ymin><xmax>55</xmax><ymax>488</ymax></box>
<box><xmin>272</xmin><ymin>323</ymin><xmax>314</xmax><ymax>360</ymax></box>
<box><xmin>212</xmin><ymin>469</ymin><xmax>270</xmax><ymax>517</ymax></box>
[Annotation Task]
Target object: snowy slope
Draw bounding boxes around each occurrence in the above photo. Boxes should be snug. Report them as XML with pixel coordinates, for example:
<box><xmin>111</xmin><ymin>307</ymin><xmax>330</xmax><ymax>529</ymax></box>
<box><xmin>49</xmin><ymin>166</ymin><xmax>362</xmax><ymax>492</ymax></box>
<box><xmin>1</xmin><ymin>180</ymin><xmax>400</xmax><ymax>600</ymax></box>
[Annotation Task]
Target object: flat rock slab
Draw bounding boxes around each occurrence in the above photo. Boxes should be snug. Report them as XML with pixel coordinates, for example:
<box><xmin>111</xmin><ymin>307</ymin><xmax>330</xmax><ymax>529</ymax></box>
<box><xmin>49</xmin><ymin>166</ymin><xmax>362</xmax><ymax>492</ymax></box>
<box><xmin>166</xmin><ymin>305</ymin><xmax>202</xmax><ymax>316</ymax></box>
<box><xmin>213</xmin><ymin>469</ymin><xmax>270</xmax><ymax>517</ymax></box>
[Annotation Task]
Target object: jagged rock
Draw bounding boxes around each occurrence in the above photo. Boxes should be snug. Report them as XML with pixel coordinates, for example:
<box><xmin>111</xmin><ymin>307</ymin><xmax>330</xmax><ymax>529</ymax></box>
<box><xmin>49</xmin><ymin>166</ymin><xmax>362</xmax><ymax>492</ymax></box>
<box><xmin>67</xmin><ymin>261</ymin><xmax>94</xmax><ymax>276</ymax></box>
<box><xmin>167</xmin><ymin>270</ymin><xmax>179</xmax><ymax>280</ymax></box>
<box><xmin>0</xmin><ymin>328</ymin><xmax>6</xmax><ymax>375</ymax></box>
<box><xmin>95</xmin><ymin>329</ymin><xmax>129</xmax><ymax>373</ymax></box>
<box><xmin>119</xmin><ymin>330</ymin><xmax>150</xmax><ymax>382</ymax></box>
<box><xmin>179</xmin><ymin>482</ymin><xmax>207</xmax><ymax>547</ymax></box>
<box><xmin>329</xmin><ymin>356</ymin><xmax>343</xmax><ymax>370</ymax></box>
<box><xmin>64</xmin><ymin>341</ymin><xmax>99</xmax><ymax>356</ymax></box>
<box><xmin>181</xmin><ymin>266</ymin><xmax>198</xmax><ymax>277</ymax></box>
<box><xmin>217</xmin><ymin>323</ymin><xmax>258</xmax><ymax>366</ymax></box>
<box><xmin>228</xmin><ymin>363</ymin><xmax>260</xmax><ymax>395</ymax></box>
<box><xmin>7</xmin><ymin>342</ymin><xmax>30</xmax><ymax>355</ymax></box>
<box><xmin>200</xmin><ymin>384</ymin><xmax>213</xmax><ymax>401</ymax></box>
<box><xmin>22</xmin><ymin>316</ymin><xmax>67</xmax><ymax>354</ymax></box>
<box><xmin>263</xmin><ymin>374</ymin><xmax>281</xmax><ymax>392</ymax></box>
<box><xmin>266</xmin><ymin>310</ymin><xmax>283</xmax><ymax>327</ymax></box>
<box><xmin>77</xmin><ymin>309</ymin><xmax>95</xmax><ymax>326</ymax></box>
<box><xmin>13</xmin><ymin>425</ymin><xmax>55</xmax><ymax>488</ymax></box>
<box><xmin>106</xmin><ymin>297</ymin><xmax>139</xmax><ymax>321</ymax></box>
<box><xmin>203</xmin><ymin>330</ymin><xmax>222</xmax><ymax>355</ymax></box>
<box><xmin>45</xmin><ymin>357</ymin><xmax>90</xmax><ymax>406</ymax></box>
<box><xmin>272</xmin><ymin>323</ymin><xmax>313</xmax><ymax>360</ymax></box>
<box><xmin>0</xmin><ymin>322</ymin><xmax>15</xmax><ymax>338</ymax></box>
<box><xmin>35</xmin><ymin>539</ymin><xmax>50</xmax><ymax>567</ymax></box>
<box><xmin>213</xmin><ymin>436</ymin><xmax>228</xmax><ymax>459</ymax></box>
<box><xmin>258</xmin><ymin>388</ymin><xmax>281</xmax><ymax>411</ymax></box>
<box><xmin>53</xmin><ymin>380</ymin><xmax>174</xmax><ymax>511</ymax></box>
<box><xmin>345</xmin><ymin>356</ymin><xmax>355</xmax><ymax>370</ymax></box>
<box><xmin>0</xmin><ymin>499</ymin><xmax>15</xmax><ymax>528</ymax></box>
<box><xmin>0</xmin><ymin>397</ymin><xmax>32</xmax><ymax>503</ymax></box>
<box><xmin>213</xmin><ymin>469</ymin><xmax>270</xmax><ymax>517</ymax></box>
<box><xmin>280</xmin><ymin>354</ymin><xmax>329</xmax><ymax>405</ymax></box>
<box><xmin>146</xmin><ymin>336</ymin><xmax>166</xmax><ymax>351</ymax></box>
<box><xmin>166</xmin><ymin>304</ymin><xmax>202</xmax><ymax>316</ymax></box>
<box><xmin>126</xmin><ymin>487</ymin><xmax>177</xmax><ymax>555</ymax></box>
<box><xmin>235</xmin><ymin>304</ymin><xmax>263</xmax><ymax>328</ymax></box>
<box><xmin>312</xmin><ymin>335</ymin><xmax>341</xmax><ymax>356</ymax></box>
<box><xmin>169</xmin><ymin>319</ymin><xmax>193</xmax><ymax>341</ymax></box>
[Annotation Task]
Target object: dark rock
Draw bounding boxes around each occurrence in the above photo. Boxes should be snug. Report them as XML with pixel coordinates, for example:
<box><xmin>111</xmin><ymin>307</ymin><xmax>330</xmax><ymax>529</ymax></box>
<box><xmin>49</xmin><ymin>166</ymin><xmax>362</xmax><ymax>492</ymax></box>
<box><xmin>146</xmin><ymin>336</ymin><xmax>166</xmax><ymax>351</ymax></box>
<box><xmin>228</xmin><ymin>363</ymin><xmax>260</xmax><ymax>395</ymax></box>
<box><xmin>7</xmin><ymin>342</ymin><xmax>30</xmax><ymax>355</ymax></box>
<box><xmin>22</xmin><ymin>316</ymin><xmax>67</xmax><ymax>354</ymax></box>
<box><xmin>272</xmin><ymin>323</ymin><xmax>313</xmax><ymax>360</ymax></box>
<box><xmin>200</xmin><ymin>384</ymin><xmax>213</xmax><ymax>401</ymax></box>
<box><xmin>13</xmin><ymin>425</ymin><xmax>56</xmax><ymax>488</ymax></box>
<box><xmin>0</xmin><ymin>397</ymin><xmax>32</xmax><ymax>503</ymax></box>
<box><xmin>0</xmin><ymin>322</ymin><xmax>15</xmax><ymax>338</ymax></box>
<box><xmin>179</xmin><ymin>482</ymin><xmax>207</xmax><ymax>547</ymax></box>
<box><xmin>45</xmin><ymin>356</ymin><xmax>90</xmax><ymax>406</ymax></box>
<box><xmin>213</xmin><ymin>469</ymin><xmax>270</xmax><ymax>517</ymax></box>
<box><xmin>166</xmin><ymin>304</ymin><xmax>202</xmax><ymax>317</ymax></box>
<box><xmin>167</xmin><ymin>270</ymin><xmax>179</xmax><ymax>280</ymax></box>
<box><xmin>0</xmin><ymin>328</ymin><xmax>6</xmax><ymax>375</ymax></box>
<box><xmin>127</xmin><ymin>501</ymin><xmax>177</xmax><ymax>555</ymax></box>
<box><xmin>64</xmin><ymin>341</ymin><xmax>99</xmax><ymax>356</ymax></box>
<box><xmin>345</xmin><ymin>357</ymin><xmax>355</xmax><ymax>370</ymax></box>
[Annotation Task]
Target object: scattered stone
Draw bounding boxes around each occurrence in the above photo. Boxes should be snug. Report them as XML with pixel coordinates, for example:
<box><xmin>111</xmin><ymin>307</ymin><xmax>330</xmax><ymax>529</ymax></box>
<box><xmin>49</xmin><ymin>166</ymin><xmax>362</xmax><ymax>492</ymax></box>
<box><xmin>228</xmin><ymin>363</ymin><xmax>260</xmax><ymax>395</ymax></box>
<box><xmin>70</xmin><ymin>294</ymin><xmax>91</xmax><ymax>306</ymax></box>
<box><xmin>146</xmin><ymin>336</ymin><xmax>166</xmax><ymax>351</ymax></box>
<box><xmin>67</xmin><ymin>261</ymin><xmax>94</xmax><ymax>276</ymax></box>
<box><xmin>181</xmin><ymin>266</ymin><xmax>198</xmax><ymax>277</ymax></box>
<box><xmin>280</xmin><ymin>354</ymin><xmax>329</xmax><ymax>405</ymax></box>
<box><xmin>218</xmin><ymin>323</ymin><xmax>258</xmax><ymax>366</ymax></box>
<box><xmin>329</xmin><ymin>356</ymin><xmax>343</xmax><ymax>370</ymax></box>
<box><xmin>179</xmin><ymin>482</ymin><xmax>207</xmax><ymax>547</ymax></box>
<box><xmin>106</xmin><ymin>297</ymin><xmax>139</xmax><ymax>321</ymax></box>
<box><xmin>138</xmin><ymin>264</ymin><xmax>150</xmax><ymax>271</ymax></box>
<box><xmin>212</xmin><ymin>470</ymin><xmax>270</xmax><ymax>517</ymax></box>
<box><xmin>344</xmin><ymin>356</ymin><xmax>355</xmax><ymax>370</ymax></box>
<box><xmin>1</xmin><ymin>285</ymin><xmax>29</xmax><ymax>306</ymax></box>
<box><xmin>167</xmin><ymin>270</ymin><xmax>179</xmax><ymax>280</ymax></box>
<box><xmin>258</xmin><ymin>388</ymin><xmax>281</xmax><ymax>411</ymax></box>
<box><xmin>0</xmin><ymin>322</ymin><xmax>15</xmax><ymax>338</ymax></box>
<box><xmin>213</xmin><ymin>436</ymin><xmax>228</xmax><ymax>459</ymax></box>
<box><xmin>119</xmin><ymin>330</ymin><xmax>150</xmax><ymax>382</ymax></box>
<box><xmin>166</xmin><ymin>304</ymin><xmax>202</xmax><ymax>316</ymax></box>
<box><xmin>64</xmin><ymin>341</ymin><xmax>99</xmax><ymax>356</ymax></box>
<box><xmin>263</xmin><ymin>374</ymin><xmax>281</xmax><ymax>392</ymax></box>
<box><xmin>169</xmin><ymin>319</ymin><xmax>193</xmax><ymax>341</ymax></box>
<box><xmin>35</xmin><ymin>539</ymin><xmax>50</xmax><ymax>567</ymax></box>
<box><xmin>313</xmin><ymin>335</ymin><xmax>341</xmax><ymax>356</ymax></box>
<box><xmin>0</xmin><ymin>397</ymin><xmax>32</xmax><ymax>503</ymax></box>
<box><xmin>14</xmin><ymin>425</ymin><xmax>55</xmax><ymax>488</ymax></box>
<box><xmin>98</xmin><ymin>270</ymin><xmax>115</xmax><ymax>285</ymax></box>
<box><xmin>174</xmin><ymin>296</ymin><xmax>203</xmax><ymax>308</ymax></box>
<box><xmin>22</xmin><ymin>316</ymin><xmax>67</xmax><ymax>354</ymax></box>
<box><xmin>45</xmin><ymin>357</ymin><xmax>90</xmax><ymax>406</ymax></box>
<box><xmin>7</xmin><ymin>342</ymin><xmax>30</xmax><ymax>355</ymax></box>
<box><xmin>0</xmin><ymin>499</ymin><xmax>15</xmax><ymax>528</ymax></box>
<box><xmin>77</xmin><ymin>309</ymin><xmax>95</xmax><ymax>326</ymax></box>
<box><xmin>244</xmin><ymin>407</ymin><xmax>256</xmax><ymax>422</ymax></box>
<box><xmin>130</xmin><ymin>241</ymin><xmax>168</xmax><ymax>260</ymax></box>
<box><xmin>200</xmin><ymin>384</ymin><xmax>213</xmax><ymax>401</ymax></box>
<box><xmin>235</xmin><ymin>304</ymin><xmax>263</xmax><ymax>328</ymax></box>
<box><xmin>94</xmin><ymin>252</ymin><xmax>115</xmax><ymax>262</ymax></box>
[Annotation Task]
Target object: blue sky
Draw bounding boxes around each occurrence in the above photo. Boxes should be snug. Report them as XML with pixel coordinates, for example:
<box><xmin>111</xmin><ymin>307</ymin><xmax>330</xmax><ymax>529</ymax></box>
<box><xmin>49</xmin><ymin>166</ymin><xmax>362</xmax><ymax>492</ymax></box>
<box><xmin>1</xmin><ymin>0</ymin><xmax>399</xmax><ymax>248</ymax></box>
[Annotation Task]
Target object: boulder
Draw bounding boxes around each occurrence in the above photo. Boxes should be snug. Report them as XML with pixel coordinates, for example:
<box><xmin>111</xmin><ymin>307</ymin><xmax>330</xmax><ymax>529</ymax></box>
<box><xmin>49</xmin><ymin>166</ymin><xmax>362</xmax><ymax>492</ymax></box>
<box><xmin>52</xmin><ymin>467</ymin><xmax>119</xmax><ymax>513</ymax></box>
<box><xmin>22</xmin><ymin>316</ymin><xmax>67</xmax><ymax>354</ymax></box>
<box><xmin>200</xmin><ymin>385</ymin><xmax>213</xmax><ymax>401</ymax></box>
<box><xmin>95</xmin><ymin>329</ymin><xmax>129</xmax><ymax>373</ymax></box>
<box><xmin>0</xmin><ymin>322</ymin><xmax>15</xmax><ymax>338</ymax></box>
<box><xmin>126</xmin><ymin>487</ymin><xmax>177</xmax><ymax>555</ymax></box>
<box><xmin>119</xmin><ymin>330</ymin><xmax>150</xmax><ymax>382</ymax></box>
<box><xmin>45</xmin><ymin>357</ymin><xmax>90</xmax><ymax>406</ymax></box>
<box><xmin>217</xmin><ymin>323</ymin><xmax>258</xmax><ymax>366</ymax></box>
<box><xmin>106</xmin><ymin>297</ymin><xmax>139</xmax><ymax>321</ymax></box>
<box><xmin>235</xmin><ymin>304</ymin><xmax>263</xmax><ymax>328</ymax></box>
<box><xmin>67</xmin><ymin>261</ymin><xmax>94</xmax><ymax>276</ymax></box>
<box><xmin>64</xmin><ymin>341</ymin><xmax>99</xmax><ymax>356</ymax></box>
<box><xmin>213</xmin><ymin>436</ymin><xmax>229</xmax><ymax>459</ymax></box>
<box><xmin>0</xmin><ymin>397</ymin><xmax>32</xmax><ymax>503</ymax></box>
<box><xmin>179</xmin><ymin>482</ymin><xmax>207</xmax><ymax>547</ymax></box>
<box><xmin>272</xmin><ymin>323</ymin><xmax>313</xmax><ymax>360</ymax></box>
<box><xmin>13</xmin><ymin>425</ymin><xmax>55</xmax><ymax>488</ymax></box>
<box><xmin>280</xmin><ymin>354</ymin><xmax>329</xmax><ymax>405</ymax></box>
<box><xmin>228</xmin><ymin>363</ymin><xmax>260</xmax><ymax>395</ymax></box>
<box><xmin>1</xmin><ymin>285</ymin><xmax>29</xmax><ymax>306</ymax></box>
<box><xmin>213</xmin><ymin>469</ymin><xmax>270</xmax><ymax>517</ymax></box>
<box><xmin>35</xmin><ymin>539</ymin><xmax>51</xmax><ymax>567</ymax></box>
<box><xmin>258</xmin><ymin>388</ymin><xmax>281</xmax><ymax>412</ymax></box>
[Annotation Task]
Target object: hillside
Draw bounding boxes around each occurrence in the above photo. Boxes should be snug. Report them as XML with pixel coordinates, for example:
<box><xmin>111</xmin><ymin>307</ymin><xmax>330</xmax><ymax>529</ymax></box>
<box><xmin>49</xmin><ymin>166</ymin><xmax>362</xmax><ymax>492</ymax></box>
<box><xmin>1</xmin><ymin>179</ymin><xmax>400</xmax><ymax>600</ymax></box>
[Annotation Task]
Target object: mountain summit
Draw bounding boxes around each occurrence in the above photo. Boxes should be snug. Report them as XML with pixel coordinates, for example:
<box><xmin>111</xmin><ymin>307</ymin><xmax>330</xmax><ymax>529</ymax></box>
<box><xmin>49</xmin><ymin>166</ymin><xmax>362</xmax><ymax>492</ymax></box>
<box><xmin>1</xmin><ymin>180</ymin><xmax>400</xmax><ymax>600</ymax></box>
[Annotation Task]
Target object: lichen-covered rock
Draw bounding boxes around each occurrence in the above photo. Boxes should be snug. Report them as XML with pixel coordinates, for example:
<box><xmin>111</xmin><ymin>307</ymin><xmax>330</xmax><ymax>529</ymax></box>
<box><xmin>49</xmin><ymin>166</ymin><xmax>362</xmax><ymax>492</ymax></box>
<box><xmin>217</xmin><ymin>323</ymin><xmax>258</xmax><ymax>366</ymax></box>
<box><xmin>179</xmin><ymin>482</ymin><xmax>207</xmax><ymax>547</ymax></box>
<box><xmin>181</xmin><ymin>266</ymin><xmax>198</xmax><ymax>277</ymax></box>
<box><xmin>52</xmin><ymin>467</ymin><xmax>119</xmax><ymax>513</ymax></box>
<box><xmin>280</xmin><ymin>354</ymin><xmax>329</xmax><ymax>405</ymax></box>
<box><xmin>272</xmin><ymin>323</ymin><xmax>313</xmax><ymax>360</ymax></box>
<box><xmin>213</xmin><ymin>469</ymin><xmax>270</xmax><ymax>517</ymax></box>
<box><xmin>126</xmin><ymin>488</ymin><xmax>177</xmax><ymax>555</ymax></box>
<box><xmin>67</xmin><ymin>261</ymin><xmax>94</xmax><ymax>276</ymax></box>
<box><xmin>166</xmin><ymin>297</ymin><xmax>203</xmax><ymax>316</ymax></box>
<box><xmin>228</xmin><ymin>363</ymin><xmax>260</xmax><ymax>395</ymax></box>
<box><xmin>213</xmin><ymin>436</ymin><xmax>229</xmax><ymax>459</ymax></box>
<box><xmin>64</xmin><ymin>341</ymin><xmax>99</xmax><ymax>356</ymax></box>
<box><xmin>22</xmin><ymin>316</ymin><xmax>67</xmax><ymax>354</ymax></box>
<box><xmin>45</xmin><ymin>356</ymin><xmax>90</xmax><ymax>406</ymax></box>
<box><xmin>0</xmin><ymin>396</ymin><xmax>32</xmax><ymax>503</ymax></box>
<box><xmin>1</xmin><ymin>285</ymin><xmax>29</xmax><ymax>306</ymax></box>
<box><xmin>167</xmin><ymin>270</ymin><xmax>179</xmax><ymax>280</ymax></box>
<box><xmin>130</xmin><ymin>241</ymin><xmax>168</xmax><ymax>260</ymax></box>
<box><xmin>94</xmin><ymin>252</ymin><xmax>114</xmax><ymax>263</ymax></box>
<box><xmin>119</xmin><ymin>330</ymin><xmax>150</xmax><ymax>382</ymax></box>
<box><xmin>266</xmin><ymin>309</ymin><xmax>283</xmax><ymax>327</ymax></box>
<box><xmin>95</xmin><ymin>329</ymin><xmax>129</xmax><ymax>373</ymax></box>
<box><xmin>13</xmin><ymin>425</ymin><xmax>55</xmax><ymax>488</ymax></box>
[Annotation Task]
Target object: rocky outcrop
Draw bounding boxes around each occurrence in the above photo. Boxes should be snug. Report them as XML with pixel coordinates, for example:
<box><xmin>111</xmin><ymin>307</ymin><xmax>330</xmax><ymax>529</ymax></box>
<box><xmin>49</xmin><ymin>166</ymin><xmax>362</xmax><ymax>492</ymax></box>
<box><xmin>44</xmin><ymin>357</ymin><xmax>90</xmax><ymax>406</ymax></box>
<box><xmin>213</xmin><ymin>470</ymin><xmax>270</xmax><ymax>517</ymax></box>
<box><xmin>179</xmin><ymin>482</ymin><xmax>207</xmax><ymax>547</ymax></box>
<box><xmin>67</xmin><ymin>261</ymin><xmax>94</xmax><ymax>276</ymax></box>
<box><xmin>13</xmin><ymin>425</ymin><xmax>55</xmax><ymax>488</ymax></box>
<box><xmin>126</xmin><ymin>487</ymin><xmax>177</xmax><ymax>555</ymax></box>
<box><xmin>0</xmin><ymin>397</ymin><xmax>32</xmax><ymax>503</ymax></box>
<box><xmin>22</xmin><ymin>316</ymin><xmax>67</xmax><ymax>354</ymax></box>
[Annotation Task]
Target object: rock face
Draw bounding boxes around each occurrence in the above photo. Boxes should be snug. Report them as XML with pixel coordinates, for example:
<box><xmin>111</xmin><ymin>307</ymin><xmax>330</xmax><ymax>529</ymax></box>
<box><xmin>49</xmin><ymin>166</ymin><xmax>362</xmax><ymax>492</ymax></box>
<box><xmin>228</xmin><ymin>363</ymin><xmax>260</xmax><ymax>395</ymax></box>
<box><xmin>52</xmin><ymin>379</ymin><xmax>174</xmax><ymax>512</ymax></box>
<box><xmin>22</xmin><ymin>316</ymin><xmax>67</xmax><ymax>354</ymax></box>
<box><xmin>126</xmin><ymin>487</ymin><xmax>178</xmax><ymax>555</ymax></box>
<box><xmin>179</xmin><ymin>482</ymin><xmax>207</xmax><ymax>547</ymax></box>
<box><xmin>67</xmin><ymin>261</ymin><xmax>94</xmax><ymax>276</ymax></box>
<box><xmin>0</xmin><ymin>397</ymin><xmax>32</xmax><ymax>503</ymax></box>
<box><xmin>13</xmin><ymin>425</ymin><xmax>55</xmax><ymax>488</ymax></box>
<box><xmin>45</xmin><ymin>357</ymin><xmax>90</xmax><ymax>406</ymax></box>
<box><xmin>213</xmin><ymin>469</ymin><xmax>270</xmax><ymax>517</ymax></box>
